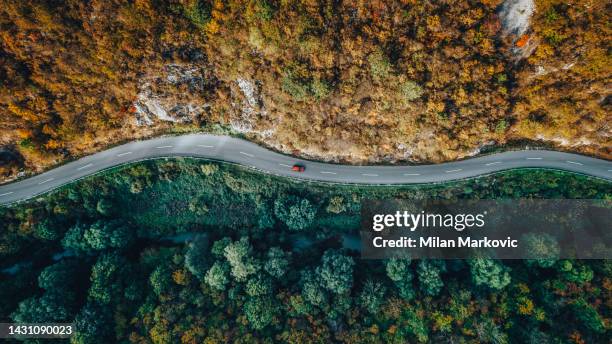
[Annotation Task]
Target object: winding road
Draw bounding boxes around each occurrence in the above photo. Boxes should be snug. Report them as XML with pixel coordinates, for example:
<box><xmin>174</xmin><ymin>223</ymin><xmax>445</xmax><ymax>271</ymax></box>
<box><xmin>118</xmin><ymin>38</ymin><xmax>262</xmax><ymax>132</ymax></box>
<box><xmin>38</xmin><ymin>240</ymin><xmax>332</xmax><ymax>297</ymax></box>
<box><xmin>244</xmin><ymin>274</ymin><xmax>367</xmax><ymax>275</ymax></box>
<box><xmin>0</xmin><ymin>134</ymin><xmax>611</xmax><ymax>205</ymax></box>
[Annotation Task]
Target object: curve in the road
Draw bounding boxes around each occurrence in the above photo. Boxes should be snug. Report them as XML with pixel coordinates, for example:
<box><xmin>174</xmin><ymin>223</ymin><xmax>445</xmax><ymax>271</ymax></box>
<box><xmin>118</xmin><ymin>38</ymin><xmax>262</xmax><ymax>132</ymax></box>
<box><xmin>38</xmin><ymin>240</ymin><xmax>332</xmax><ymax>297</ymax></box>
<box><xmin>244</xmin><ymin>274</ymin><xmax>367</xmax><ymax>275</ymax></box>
<box><xmin>1</xmin><ymin>134</ymin><xmax>611</xmax><ymax>205</ymax></box>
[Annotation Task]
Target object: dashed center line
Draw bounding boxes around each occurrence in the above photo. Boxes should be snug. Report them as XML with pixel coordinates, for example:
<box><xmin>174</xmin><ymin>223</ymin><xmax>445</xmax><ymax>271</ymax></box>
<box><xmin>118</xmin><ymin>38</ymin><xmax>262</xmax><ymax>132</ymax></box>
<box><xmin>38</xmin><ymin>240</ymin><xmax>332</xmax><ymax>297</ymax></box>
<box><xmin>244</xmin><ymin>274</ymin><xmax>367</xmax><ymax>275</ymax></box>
<box><xmin>445</xmin><ymin>169</ymin><xmax>462</xmax><ymax>173</ymax></box>
<box><xmin>0</xmin><ymin>192</ymin><xmax>14</xmax><ymax>197</ymax></box>
<box><xmin>320</xmin><ymin>171</ymin><xmax>337</xmax><ymax>175</ymax></box>
<box><xmin>38</xmin><ymin>178</ymin><xmax>54</xmax><ymax>185</ymax></box>
<box><xmin>403</xmin><ymin>173</ymin><xmax>421</xmax><ymax>176</ymax></box>
<box><xmin>77</xmin><ymin>163</ymin><xmax>93</xmax><ymax>171</ymax></box>
<box><xmin>117</xmin><ymin>152</ymin><xmax>132</xmax><ymax>157</ymax></box>
<box><xmin>526</xmin><ymin>157</ymin><xmax>542</xmax><ymax>160</ymax></box>
<box><xmin>485</xmin><ymin>162</ymin><xmax>502</xmax><ymax>166</ymax></box>
<box><xmin>566</xmin><ymin>161</ymin><xmax>583</xmax><ymax>166</ymax></box>
<box><xmin>362</xmin><ymin>173</ymin><xmax>379</xmax><ymax>177</ymax></box>
<box><xmin>155</xmin><ymin>146</ymin><xmax>173</xmax><ymax>149</ymax></box>
<box><xmin>240</xmin><ymin>152</ymin><xmax>254</xmax><ymax>157</ymax></box>
<box><xmin>279</xmin><ymin>163</ymin><xmax>291</xmax><ymax>168</ymax></box>
<box><xmin>197</xmin><ymin>145</ymin><xmax>214</xmax><ymax>148</ymax></box>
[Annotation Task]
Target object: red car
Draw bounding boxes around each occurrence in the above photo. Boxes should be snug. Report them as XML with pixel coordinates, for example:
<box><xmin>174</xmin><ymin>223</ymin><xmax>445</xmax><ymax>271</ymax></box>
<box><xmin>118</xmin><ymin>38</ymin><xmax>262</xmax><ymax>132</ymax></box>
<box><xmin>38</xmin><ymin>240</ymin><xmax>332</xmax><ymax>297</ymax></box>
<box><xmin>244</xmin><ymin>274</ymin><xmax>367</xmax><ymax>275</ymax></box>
<box><xmin>292</xmin><ymin>164</ymin><xmax>305</xmax><ymax>172</ymax></box>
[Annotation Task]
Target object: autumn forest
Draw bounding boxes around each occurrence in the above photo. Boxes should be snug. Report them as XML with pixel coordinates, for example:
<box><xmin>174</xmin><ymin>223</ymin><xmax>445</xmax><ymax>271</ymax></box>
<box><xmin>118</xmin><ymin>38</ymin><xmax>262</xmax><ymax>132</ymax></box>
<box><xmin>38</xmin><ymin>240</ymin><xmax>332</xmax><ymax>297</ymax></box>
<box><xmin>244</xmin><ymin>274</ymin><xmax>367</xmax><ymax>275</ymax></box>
<box><xmin>0</xmin><ymin>0</ymin><xmax>610</xmax><ymax>181</ymax></box>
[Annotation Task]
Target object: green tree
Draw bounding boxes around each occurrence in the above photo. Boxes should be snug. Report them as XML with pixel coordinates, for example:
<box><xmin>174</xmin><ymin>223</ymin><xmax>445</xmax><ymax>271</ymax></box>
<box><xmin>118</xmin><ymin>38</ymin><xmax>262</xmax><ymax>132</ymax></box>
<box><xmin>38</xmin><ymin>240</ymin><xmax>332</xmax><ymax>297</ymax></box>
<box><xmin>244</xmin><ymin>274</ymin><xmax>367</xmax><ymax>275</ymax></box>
<box><xmin>246</xmin><ymin>275</ymin><xmax>273</xmax><ymax>297</ymax></box>
<box><xmin>557</xmin><ymin>260</ymin><xmax>593</xmax><ymax>285</ymax></box>
<box><xmin>475</xmin><ymin>318</ymin><xmax>508</xmax><ymax>344</ymax></box>
<box><xmin>211</xmin><ymin>237</ymin><xmax>232</xmax><ymax>257</ymax></box>
<box><xmin>359</xmin><ymin>280</ymin><xmax>386</xmax><ymax>314</ymax></box>
<box><xmin>181</xmin><ymin>0</ymin><xmax>211</xmax><ymax>29</ymax></box>
<box><xmin>329</xmin><ymin>294</ymin><xmax>352</xmax><ymax>319</ymax></box>
<box><xmin>386</xmin><ymin>258</ymin><xmax>415</xmax><ymax>300</ymax></box>
<box><xmin>204</xmin><ymin>261</ymin><xmax>230</xmax><ymax>291</ymax></box>
<box><xmin>282</xmin><ymin>71</ymin><xmax>310</xmax><ymax>101</ymax></box>
<box><xmin>38</xmin><ymin>260</ymin><xmax>76</xmax><ymax>290</ymax></box>
<box><xmin>469</xmin><ymin>258</ymin><xmax>511</xmax><ymax>291</ymax></box>
<box><xmin>417</xmin><ymin>260</ymin><xmax>446</xmax><ymax>296</ymax></box>
<box><xmin>62</xmin><ymin>221</ymin><xmax>132</xmax><ymax>252</ymax></box>
<box><xmin>256</xmin><ymin>203</ymin><xmax>275</xmax><ymax>229</ymax></box>
<box><xmin>264</xmin><ymin>247</ymin><xmax>290</xmax><ymax>279</ymax></box>
<box><xmin>316</xmin><ymin>250</ymin><xmax>354</xmax><ymax>294</ymax></box>
<box><xmin>399</xmin><ymin>308</ymin><xmax>429</xmax><ymax>343</ymax></box>
<box><xmin>244</xmin><ymin>296</ymin><xmax>278</xmax><ymax>330</ymax></box>
<box><xmin>72</xmin><ymin>302</ymin><xmax>113</xmax><ymax>344</ymax></box>
<box><xmin>571</xmin><ymin>298</ymin><xmax>605</xmax><ymax>334</ymax></box>
<box><xmin>89</xmin><ymin>254</ymin><xmax>127</xmax><ymax>304</ymax></box>
<box><xmin>274</xmin><ymin>195</ymin><xmax>316</xmax><ymax>231</ymax></box>
<box><xmin>368</xmin><ymin>49</ymin><xmax>391</xmax><ymax>81</ymax></box>
<box><xmin>184</xmin><ymin>235</ymin><xmax>210</xmax><ymax>279</ymax></box>
<box><xmin>11</xmin><ymin>293</ymin><xmax>71</xmax><ymax>323</ymax></box>
<box><xmin>83</xmin><ymin>220</ymin><xmax>133</xmax><ymax>250</ymax></box>
<box><xmin>310</xmin><ymin>78</ymin><xmax>331</xmax><ymax>100</ymax></box>
<box><xmin>35</xmin><ymin>218</ymin><xmax>62</xmax><ymax>240</ymax></box>
<box><xmin>288</xmin><ymin>294</ymin><xmax>312</xmax><ymax>316</ymax></box>
<box><xmin>399</xmin><ymin>81</ymin><xmax>423</xmax><ymax>102</ymax></box>
<box><xmin>523</xmin><ymin>233</ymin><xmax>560</xmax><ymax>268</ymax></box>
<box><xmin>386</xmin><ymin>258</ymin><xmax>411</xmax><ymax>282</ymax></box>
<box><xmin>223</xmin><ymin>237</ymin><xmax>260</xmax><ymax>282</ymax></box>
<box><xmin>300</xmin><ymin>270</ymin><xmax>328</xmax><ymax>308</ymax></box>
<box><xmin>61</xmin><ymin>222</ymin><xmax>90</xmax><ymax>252</ymax></box>
<box><xmin>149</xmin><ymin>264</ymin><xmax>173</xmax><ymax>297</ymax></box>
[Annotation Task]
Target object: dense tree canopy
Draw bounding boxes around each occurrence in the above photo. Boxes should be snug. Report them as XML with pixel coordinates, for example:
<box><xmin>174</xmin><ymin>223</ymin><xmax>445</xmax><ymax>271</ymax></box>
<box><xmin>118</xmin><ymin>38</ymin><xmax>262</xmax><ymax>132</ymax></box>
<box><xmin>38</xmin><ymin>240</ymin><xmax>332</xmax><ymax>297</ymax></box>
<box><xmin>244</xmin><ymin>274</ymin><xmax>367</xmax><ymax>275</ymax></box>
<box><xmin>0</xmin><ymin>159</ymin><xmax>610</xmax><ymax>342</ymax></box>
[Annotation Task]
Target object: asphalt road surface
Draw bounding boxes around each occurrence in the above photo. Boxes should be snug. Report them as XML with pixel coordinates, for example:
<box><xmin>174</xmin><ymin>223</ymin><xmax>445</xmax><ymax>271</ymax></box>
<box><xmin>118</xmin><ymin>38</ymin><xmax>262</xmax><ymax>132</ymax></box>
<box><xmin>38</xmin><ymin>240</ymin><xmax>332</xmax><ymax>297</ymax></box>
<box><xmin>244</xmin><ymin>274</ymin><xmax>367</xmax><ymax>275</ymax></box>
<box><xmin>1</xmin><ymin>134</ymin><xmax>611</xmax><ymax>205</ymax></box>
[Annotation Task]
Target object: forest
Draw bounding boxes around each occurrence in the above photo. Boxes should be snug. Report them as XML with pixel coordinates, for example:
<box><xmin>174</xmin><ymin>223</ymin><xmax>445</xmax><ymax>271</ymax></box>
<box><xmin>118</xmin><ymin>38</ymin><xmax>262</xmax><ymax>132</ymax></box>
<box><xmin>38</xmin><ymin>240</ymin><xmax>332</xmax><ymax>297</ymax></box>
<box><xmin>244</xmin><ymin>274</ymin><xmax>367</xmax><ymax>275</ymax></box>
<box><xmin>1</xmin><ymin>0</ymin><xmax>610</xmax><ymax>182</ymax></box>
<box><xmin>1</xmin><ymin>159</ymin><xmax>610</xmax><ymax>343</ymax></box>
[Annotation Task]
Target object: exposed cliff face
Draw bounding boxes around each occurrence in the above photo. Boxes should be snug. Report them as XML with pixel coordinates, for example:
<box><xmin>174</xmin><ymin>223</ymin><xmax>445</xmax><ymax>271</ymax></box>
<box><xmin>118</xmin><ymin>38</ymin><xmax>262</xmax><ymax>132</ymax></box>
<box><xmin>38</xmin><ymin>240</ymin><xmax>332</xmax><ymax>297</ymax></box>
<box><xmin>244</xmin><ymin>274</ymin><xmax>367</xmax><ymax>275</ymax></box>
<box><xmin>499</xmin><ymin>0</ymin><xmax>537</xmax><ymax>60</ymax></box>
<box><xmin>229</xmin><ymin>78</ymin><xmax>271</xmax><ymax>136</ymax></box>
<box><xmin>133</xmin><ymin>64</ymin><xmax>212</xmax><ymax>126</ymax></box>
<box><xmin>500</xmin><ymin>0</ymin><xmax>535</xmax><ymax>37</ymax></box>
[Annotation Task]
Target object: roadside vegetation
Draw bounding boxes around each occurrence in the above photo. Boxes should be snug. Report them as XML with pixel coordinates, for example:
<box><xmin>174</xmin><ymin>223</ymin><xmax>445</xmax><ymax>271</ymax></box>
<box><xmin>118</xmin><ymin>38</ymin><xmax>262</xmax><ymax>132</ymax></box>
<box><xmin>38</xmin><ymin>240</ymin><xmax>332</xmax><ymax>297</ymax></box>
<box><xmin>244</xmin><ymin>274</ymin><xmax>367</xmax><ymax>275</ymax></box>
<box><xmin>1</xmin><ymin>159</ymin><xmax>610</xmax><ymax>343</ymax></box>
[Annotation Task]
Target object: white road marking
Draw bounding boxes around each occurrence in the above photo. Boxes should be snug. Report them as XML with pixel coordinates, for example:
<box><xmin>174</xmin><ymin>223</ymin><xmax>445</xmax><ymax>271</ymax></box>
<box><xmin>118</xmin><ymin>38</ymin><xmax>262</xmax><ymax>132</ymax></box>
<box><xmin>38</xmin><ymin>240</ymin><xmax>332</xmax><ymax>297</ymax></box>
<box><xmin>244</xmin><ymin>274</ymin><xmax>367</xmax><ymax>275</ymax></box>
<box><xmin>117</xmin><ymin>152</ymin><xmax>132</xmax><ymax>157</ymax></box>
<box><xmin>77</xmin><ymin>163</ymin><xmax>93</xmax><ymax>171</ymax></box>
<box><xmin>445</xmin><ymin>169</ymin><xmax>462</xmax><ymax>173</ymax></box>
<box><xmin>38</xmin><ymin>178</ymin><xmax>54</xmax><ymax>185</ymax></box>
<box><xmin>526</xmin><ymin>157</ymin><xmax>542</xmax><ymax>160</ymax></box>
<box><xmin>608</xmin><ymin>169</ymin><xmax>612</xmax><ymax>172</ymax></box>
<box><xmin>403</xmin><ymin>173</ymin><xmax>421</xmax><ymax>176</ymax></box>
<box><xmin>240</xmin><ymin>152</ymin><xmax>254</xmax><ymax>157</ymax></box>
<box><xmin>0</xmin><ymin>192</ymin><xmax>14</xmax><ymax>197</ymax></box>
<box><xmin>362</xmin><ymin>173</ymin><xmax>378</xmax><ymax>177</ymax></box>
<box><xmin>155</xmin><ymin>146</ymin><xmax>173</xmax><ymax>149</ymax></box>
<box><xmin>197</xmin><ymin>145</ymin><xmax>214</xmax><ymax>148</ymax></box>
<box><xmin>320</xmin><ymin>171</ymin><xmax>337</xmax><ymax>175</ymax></box>
<box><xmin>566</xmin><ymin>161</ymin><xmax>583</xmax><ymax>166</ymax></box>
<box><xmin>485</xmin><ymin>162</ymin><xmax>502</xmax><ymax>166</ymax></box>
<box><xmin>279</xmin><ymin>163</ymin><xmax>291</xmax><ymax>168</ymax></box>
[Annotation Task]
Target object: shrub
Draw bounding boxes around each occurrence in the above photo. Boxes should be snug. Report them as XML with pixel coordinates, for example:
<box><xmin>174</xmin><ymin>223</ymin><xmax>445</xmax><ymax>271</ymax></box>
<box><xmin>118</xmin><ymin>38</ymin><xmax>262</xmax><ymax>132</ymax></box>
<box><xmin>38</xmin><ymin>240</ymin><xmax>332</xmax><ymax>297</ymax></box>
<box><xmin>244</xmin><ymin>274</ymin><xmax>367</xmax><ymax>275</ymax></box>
<box><xmin>282</xmin><ymin>73</ymin><xmax>310</xmax><ymax>101</ymax></box>
<box><xmin>326</xmin><ymin>196</ymin><xmax>346</xmax><ymax>214</ymax></box>
<box><xmin>400</xmin><ymin>81</ymin><xmax>423</xmax><ymax>102</ymax></box>
<box><xmin>182</xmin><ymin>0</ymin><xmax>211</xmax><ymax>29</ymax></box>
<box><xmin>368</xmin><ymin>50</ymin><xmax>391</xmax><ymax>81</ymax></box>
<box><xmin>310</xmin><ymin>79</ymin><xmax>331</xmax><ymax>100</ymax></box>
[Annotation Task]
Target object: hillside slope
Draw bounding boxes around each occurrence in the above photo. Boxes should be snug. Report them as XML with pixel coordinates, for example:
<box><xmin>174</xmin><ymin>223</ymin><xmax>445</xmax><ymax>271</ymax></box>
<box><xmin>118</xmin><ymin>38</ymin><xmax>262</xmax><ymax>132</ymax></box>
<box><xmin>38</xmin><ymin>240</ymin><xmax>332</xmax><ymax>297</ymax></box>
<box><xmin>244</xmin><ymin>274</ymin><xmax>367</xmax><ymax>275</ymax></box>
<box><xmin>0</xmin><ymin>0</ymin><xmax>609</xmax><ymax>182</ymax></box>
